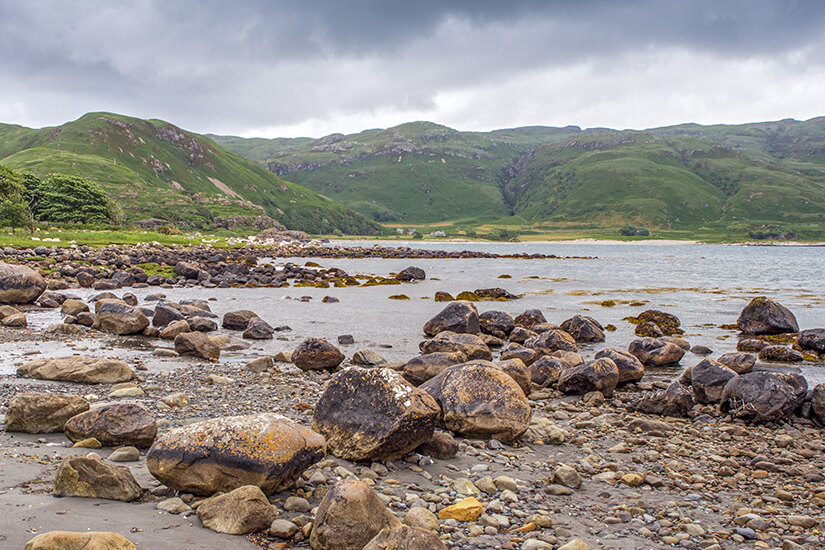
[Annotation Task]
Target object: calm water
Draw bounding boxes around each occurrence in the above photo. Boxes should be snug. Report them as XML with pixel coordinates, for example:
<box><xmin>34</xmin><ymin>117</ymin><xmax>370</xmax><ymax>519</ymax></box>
<box><xmin>7</xmin><ymin>242</ymin><xmax>825</xmax><ymax>384</ymax></box>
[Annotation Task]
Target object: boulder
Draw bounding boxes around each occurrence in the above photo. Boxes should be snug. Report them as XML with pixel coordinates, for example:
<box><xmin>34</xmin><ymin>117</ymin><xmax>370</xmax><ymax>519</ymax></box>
<box><xmin>420</xmin><ymin>331</ymin><xmax>491</xmax><ymax>360</ymax></box>
<box><xmin>243</xmin><ymin>318</ymin><xmax>274</xmax><ymax>339</ymax></box>
<box><xmin>737</xmin><ymin>338</ymin><xmax>767</xmax><ymax>352</ymax></box>
<box><xmin>292</xmin><ymin>338</ymin><xmax>345</xmax><ymax>371</ymax></box>
<box><xmin>691</xmin><ymin>359</ymin><xmax>737</xmax><ymax>404</ymax></box>
<box><xmin>636</xmin><ymin>310</ymin><xmax>683</xmax><ymax>335</ymax></box>
<box><xmin>628</xmin><ymin>337</ymin><xmax>685</xmax><ymax>366</ymax></box>
<box><xmin>0</xmin><ymin>261</ymin><xmax>46</xmax><ymax>304</ymax></box>
<box><xmin>560</xmin><ymin>315</ymin><xmax>605</xmax><ymax>343</ymax></box>
<box><xmin>64</xmin><ymin>403</ymin><xmax>157</xmax><ymax>447</ymax></box>
<box><xmin>146</xmin><ymin>413</ymin><xmax>325</xmax><ymax>495</ymax></box>
<box><xmin>422</xmin><ymin>301</ymin><xmax>480</xmax><ymax>336</ymax></box>
<box><xmin>397</xmin><ymin>266</ymin><xmax>426</xmax><ymax>281</ymax></box>
<box><xmin>798</xmin><ymin>328</ymin><xmax>825</xmax><ymax>354</ymax></box>
<box><xmin>635</xmin><ymin>322</ymin><xmax>664</xmax><ymax>338</ymax></box>
<box><xmin>17</xmin><ymin>356</ymin><xmax>135</xmax><ymax>384</ymax></box>
<box><xmin>737</xmin><ymin>297</ymin><xmax>799</xmax><ymax>334</ymax></box>
<box><xmin>635</xmin><ymin>381</ymin><xmax>694</xmax><ymax>418</ymax></box>
<box><xmin>717</xmin><ymin>352</ymin><xmax>756</xmax><ymax>374</ymax></box>
<box><xmin>1</xmin><ymin>311</ymin><xmax>26</xmax><ymax>327</ymax></box>
<box><xmin>529</xmin><ymin>356</ymin><xmax>567</xmax><ymax>387</ymax></box>
<box><xmin>812</xmin><ymin>384</ymin><xmax>825</xmax><ymax>425</ymax></box>
<box><xmin>402</xmin><ymin>352</ymin><xmax>467</xmax><ymax>385</ymax></box>
<box><xmin>196</xmin><ymin>485</ymin><xmax>278</xmax><ymax>535</ymax></box>
<box><xmin>153</xmin><ymin>303</ymin><xmax>185</xmax><ymax>327</ymax></box>
<box><xmin>53</xmin><ymin>453</ymin><xmax>141</xmax><ymax>501</ymax></box>
<box><xmin>415</xmin><ymin>430</ymin><xmax>458</xmax><ymax>459</ymax></box>
<box><xmin>525</xmin><ymin>329</ymin><xmax>577</xmax><ymax>356</ymax></box>
<box><xmin>351</xmin><ymin>349</ymin><xmax>387</xmax><ymax>367</ymax></box>
<box><xmin>174</xmin><ymin>261</ymin><xmax>204</xmax><ymax>280</ymax></box>
<box><xmin>25</xmin><ymin>532</ymin><xmax>135</xmax><ymax>550</ymax></box>
<box><xmin>500</xmin><ymin>342</ymin><xmax>538</xmax><ymax>365</ymax></box>
<box><xmin>61</xmin><ymin>299</ymin><xmax>90</xmax><ymax>317</ymax></box>
<box><xmin>513</xmin><ymin>308</ymin><xmax>546</xmax><ymax>329</ymax></box>
<box><xmin>363</xmin><ymin>525</ymin><xmax>448</xmax><ymax>550</ymax></box>
<box><xmin>310</xmin><ymin>478</ymin><xmax>402</xmax><ymax>550</ymax></box>
<box><xmin>495</xmin><ymin>358</ymin><xmax>532</xmax><ymax>395</ymax></box>
<box><xmin>4</xmin><ymin>393</ymin><xmax>90</xmax><ymax>433</ymax></box>
<box><xmin>720</xmin><ymin>372</ymin><xmax>801</xmax><ymax>423</ymax></box>
<box><xmin>312</xmin><ymin>367</ymin><xmax>440</xmax><ymax>461</ymax></box>
<box><xmin>557</xmin><ymin>358</ymin><xmax>620</xmax><ymax>397</ymax></box>
<box><xmin>222</xmin><ymin>310</ymin><xmax>261</xmax><ymax>330</ymax></box>
<box><xmin>420</xmin><ymin>361</ymin><xmax>531</xmax><ymax>443</ymax></box>
<box><xmin>95</xmin><ymin>301</ymin><xmax>149</xmax><ymax>335</ymax></box>
<box><xmin>159</xmin><ymin>319</ymin><xmax>190</xmax><ymax>340</ymax></box>
<box><xmin>758</xmin><ymin>345</ymin><xmax>803</xmax><ymax>362</ymax></box>
<box><xmin>479</xmin><ymin>310</ymin><xmax>515</xmax><ymax>338</ymax></box>
<box><xmin>594</xmin><ymin>348</ymin><xmax>644</xmax><ymax>384</ymax></box>
<box><xmin>174</xmin><ymin>331</ymin><xmax>220</xmax><ymax>360</ymax></box>
<box><xmin>188</xmin><ymin>316</ymin><xmax>218</xmax><ymax>332</ymax></box>
<box><xmin>508</xmin><ymin>326</ymin><xmax>537</xmax><ymax>344</ymax></box>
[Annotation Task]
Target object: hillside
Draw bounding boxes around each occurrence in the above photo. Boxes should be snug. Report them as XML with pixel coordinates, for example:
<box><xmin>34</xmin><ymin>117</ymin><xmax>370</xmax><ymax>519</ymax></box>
<box><xmin>212</xmin><ymin>122</ymin><xmax>582</xmax><ymax>224</ymax></box>
<box><xmin>0</xmin><ymin>113</ymin><xmax>381</xmax><ymax>234</ymax></box>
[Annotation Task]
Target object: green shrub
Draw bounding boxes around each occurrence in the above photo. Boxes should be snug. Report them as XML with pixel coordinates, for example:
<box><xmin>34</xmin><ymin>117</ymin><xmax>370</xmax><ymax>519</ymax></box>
<box><xmin>33</xmin><ymin>174</ymin><xmax>119</xmax><ymax>224</ymax></box>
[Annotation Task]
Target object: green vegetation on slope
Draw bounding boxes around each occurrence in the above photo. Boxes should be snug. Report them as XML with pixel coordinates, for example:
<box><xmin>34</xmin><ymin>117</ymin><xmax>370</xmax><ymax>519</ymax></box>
<box><xmin>0</xmin><ymin>113</ymin><xmax>381</xmax><ymax>235</ymax></box>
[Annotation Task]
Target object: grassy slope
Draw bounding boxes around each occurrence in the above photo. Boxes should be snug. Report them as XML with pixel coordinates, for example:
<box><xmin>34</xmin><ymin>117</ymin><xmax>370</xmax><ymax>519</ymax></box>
<box><xmin>0</xmin><ymin>113</ymin><xmax>380</xmax><ymax>234</ymax></box>
<box><xmin>213</xmin><ymin>122</ymin><xmax>582</xmax><ymax>224</ymax></box>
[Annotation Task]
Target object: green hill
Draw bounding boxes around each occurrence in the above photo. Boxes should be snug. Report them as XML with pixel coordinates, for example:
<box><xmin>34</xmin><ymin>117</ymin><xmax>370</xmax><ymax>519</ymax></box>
<box><xmin>214</xmin><ymin>117</ymin><xmax>825</xmax><ymax>238</ymax></box>
<box><xmin>0</xmin><ymin>113</ymin><xmax>381</xmax><ymax>234</ymax></box>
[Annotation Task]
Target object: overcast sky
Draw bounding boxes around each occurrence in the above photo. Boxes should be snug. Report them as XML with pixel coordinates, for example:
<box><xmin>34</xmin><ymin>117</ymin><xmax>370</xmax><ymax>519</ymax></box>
<box><xmin>1</xmin><ymin>0</ymin><xmax>824</xmax><ymax>138</ymax></box>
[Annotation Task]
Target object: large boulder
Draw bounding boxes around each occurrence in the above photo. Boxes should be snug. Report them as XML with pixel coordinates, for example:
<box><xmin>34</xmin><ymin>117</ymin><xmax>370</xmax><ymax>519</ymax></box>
<box><xmin>310</xmin><ymin>478</ymin><xmax>402</xmax><ymax>550</ymax></box>
<box><xmin>717</xmin><ymin>352</ymin><xmax>756</xmax><ymax>374</ymax></box>
<box><xmin>635</xmin><ymin>381</ymin><xmax>694</xmax><ymax>418</ymax></box>
<box><xmin>720</xmin><ymin>372</ymin><xmax>802</xmax><ymax>424</ymax></box>
<box><xmin>174</xmin><ymin>331</ymin><xmax>220</xmax><ymax>360</ymax></box>
<box><xmin>4</xmin><ymin>393</ymin><xmax>90</xmax><ymax>433</ymax></box>
<box><xmin>363</xmin><ymin>525</ymin><xmax>448</xmax><ymax>550</ymax></box>
<box><xmin>525</xmin><ymin>329</ymin><xmax>577</xmax><ymax>356</ymax></box>
<box><xmin>812</xmin><ymin>384</ymin><xmax>825</xmax><ymax>425</ymax></box>
<box><xmin>17</xmin><ymin>356</ymin><xmax>135</xmax><ymax>384</ymax></box>
<box><xmin>422</xmin><ymin>301</ymin><xmax>480</xmax><ymax>336</ymax></box>
<box><xmin>500</xmin><ymin>342</ymin><xmax>538</xmax><ymax>365</ymax></box>
<box><xmin>25</xmin><ymin>531</ymin><xmax>136</xmax><ymax>550</ymax></box>
<box><xmin>61</xmin><ymin>299</ymin><xmax>90</xmax><ymax>317</ymax></box>
<box><xmin>243</xmin><ymin>319</ymin><xmax>274</xmax><ymax>339</ymax></box>
<box><xmin>557</xmin><ymin>358</ymin><xmax>620</xmax><ymax>397</ymax></box>
<box><xmin>529</xmin><ymin>356</ymin><xmax>567</xmax><ymax>387</ymax></box>
<box><xmin>53</xmin><ymin>453</ymin><xmax>142</xmax><ymax>502</ymax></box>
<box><xmin>479</xmin><ymin>310</ymin><xmax>515</xmax><ymax>338</ymax></box>
<box><xmin>560</xmin><ymin>315</ymin><xmax>605</xmax><ymax>343</ymax></box>
<box><xmin>594</xmin><ymin>348</ymin><xmax>645</xmax><ymax>383</ymax></box>
<box><xmin>397</xmin><ymin>266</ymin><xmax>426</xmax><ymax>281</ymax></box>
<box><xmin>174</xmin><ymin>261</ymin><xmax>205</xmax><ymax>280</ymax></box>
<box><xmin>146</xmin><ymin>413</ymin><xmax>325</xmax><ymax>495</ymax></box>
<box><xmin>64</xmin><ymin>403</ymin><xmax>157</xmax><ymax>447</ymax></box>
<box><xmin>513</xmin><ymin>308</ymin><xmax>546</xmax><ymax>329</ymax></box>
<box><xmin>628</xmin><ymin>337</ymin><xmax>685</xmax><ymax>366</ymax></box>
<box><xmin>313</xmin><ymin>367</ymin><xmax>439</xmax><ymax>462</ymax></box>
<box><xmin>0</xmin><ymin>261</ymin><xmax>46</xmax><ymax>304</ymax></box>
<box><xmin>690</xmin><ymin>359</ymin><xmax>737</xmax><ymax>404</ymax></box>
<box><xmin>152</xmin><ymin>303</ymin><xmax>185</xmax><ymax>327</ymax></box>
<box><xmin>420</xmin><ymin>331</ymin><xmax>491</xmax><ymax>361</ymax></box>
<box><xmin>420</xmin><ymin>362</ymin><xmax>531</xmax><ymax>443</ymax></box>
<box><xmin>196</xmin><ymin>485</ymin><xmax>278</xmax><ymax>535</ymax></box>
<box><xmin>94</xmin><ymin>301</ymin><xmax>149</xmax><ymax>335</ymax></box>
<box><xmin>222</xmin><ymin>310</ymin><xmax>261</xmax><ymax>330</ymax></box>
<box><xmin>495</xmin><ymin>358</ymin><xmax>532</xmax><ymax>396</ymax></box>
<box><xmin>402</xmin><ymin>352</ymin><xmax>467</xmax><ymax>385</ymax></box>
<box><xmin>798</xmin><ymin>328</ymin><xmax>825</xmax><ymax>354</ymax></box>
<box><xmin>737</xmin><ymin>297</ymin><xmax>799</xmax><ymax>334</ymax></box>
<box><xmin>292</xmin><ymin>338</ymin><xmax>345</xmax><ymax>371</ymax></box>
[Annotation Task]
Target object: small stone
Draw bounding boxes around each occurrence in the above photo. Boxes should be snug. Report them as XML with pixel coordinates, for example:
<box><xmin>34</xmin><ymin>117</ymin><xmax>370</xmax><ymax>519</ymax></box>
<box><xmin>438</xmin><ymin>497</ymin><xmax>483</xmax><ymax>521</ymax></box>
<box><xmin>108</xmin><ymin>446</ymin><xmax>140</xmax><ymax>462</ymax></box>
<box><xmin>157</xmin><ymin>497</ymin><xmax>191</xmax><ymax>514</ymax></box>
<box><xmin>73</xmin><ymin>437</ymin><xmax>101</xmax><ymax>448</ymax></box>
<box><xmin>284</xmin><ymin>496</ymin><xmax>311</xmax><ymax>513</ymax></box>
<box><xmin>270</xmin><ymin>519</ymin><xmax>299</xmax><ymax>538</ymax></box>
<box><xmin>553</xmin><ymin>464</ymin><xmax>582</xmax><ymax>489</ymax></box>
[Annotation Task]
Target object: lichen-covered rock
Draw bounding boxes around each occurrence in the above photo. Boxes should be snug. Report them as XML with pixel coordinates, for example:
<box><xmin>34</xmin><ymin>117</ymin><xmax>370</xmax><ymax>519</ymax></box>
<box><xmin>422</xmin><ymin>302</ymin><xmax>480</xmax><ymax>336</ymax></box>
<box><xmin>17</xmin><ymin>356</ymin><xmax>135</xmax><ymax>384</ymax></box>
<box><xmin>292</xmin><ymin>338</ymin><xmax>345</xmax><ymax>371</ymax></box>
<box><xmin>312</xmin><ymin>367</ymin><xmax>440</xmax><ymax>461</ymax></box>
<box><xmin>0</xmin><ymin>261</ymin><xmax>46</xmax><ymax>304</ymax></box>
<box><xmin>174</xmin><ymin>331</ymin><xmax>220</xmax><ymax>360</ymax></box>
<box><xmin>557</xmin><ymin>358</ymin><xmax>620</xmax><ymax>397</ymax></box>
<box><xmin>479</xmin><ymin>310</ymin><xmax>515</xmax><ymax>338</ymax></box>
<box><xmin>25</xmin><ymin>531</ymin><xmax>136</xmax><ymax>550</ymax></box>
<box><xmin>4</xmin><ymin>393</ymin><xmax>90</xmax><ymax>433</ymax></box>
<box><xmin>94</xmin><ymin>301</ymin><xmax>149</xmax><ymax>335</ymax></box>
<box><xmin>737</xmin><ymin>297</ymin><xmax>799</xmax><ymax>334</ymax></box>
<box><xmin>402</xmin><ymin>352</ymin><xmax>467</xmax><ymax>386</ymax></box>
<box><xmin>717</xmin><ymin>352</ymin><xmax>756</xmax><ymax>374</ymax></box>
<box><xmin>146</xmin><ymin>413</ymin><xmax>325</xmax><ymax>495</ymax></box>
<box><xmin>363</xmin><ymin>525</ymin><xmax>449</xmax><ymax>550</ymax></box>
<box><xmin>513</xmin><ymin>308</ymin><xmax>546</xmax><ymax>329</ymax></box>
<box><xmin>419</xmin><ymin>331</ymin><xmax>491</xmax><ymax>361</ymax></box>
<box><xmin>720</xmin><ymin>372</ymin><xmax>802</xmax><ymax>424</ymax></box>
<box><xmin>628</xmin><ymin>337</ymin><xmax>685</xmax><ymax>366</ymax></box>
<box><xmin>420</xmin><ymin>361</ymin><xmax>531</xmax><ymax>443</ymax></box>
<box><xmin>636</xmin><ymin>310</ymin><xmax>683</xmax><ymax>335</ymax></box>
<box><xmin>310</xmin><ymin>478</ymin><xmax>401</xmax><ymax>550</ymax></box>
<box><xmin>53</xmin><ymin>453</ymin><xmax>141</xmax><ymax>502</ymax></box>
<box><xmin>560</xmin><ymin>315</ymin><xmax>605</xmax><ymax>343</ymax></box>
<box><xmin>525</xmin><ymin>329</ymin><xmax>577</xmax><ymax>356</ymax></box>
<box><xmin>64</xmin><ymin>403</ymin><xmax>157</xmax><ymax>447</ymax></box>
<box><xmin>798</xmin><ymin>328</ymin><xmax>825</xmax><ymax>354</ymax></box>
<box><xmin>691</xmin><ymin>359</ymin><xmax>737</xmax><ymax>404</ymax></box>
<box><xmin>196</xmin><ymin>485</ymin><xmax>278</xmax><ymax>535</ymax></box>
<box><xmin>495</xmin><ymin>358</ymin><xmax>532</xmax><ymax>395</ymax></box>
<box><xmin>635</xmin><ymin>381</ymin><xmax>694</xmax><ymax>418</ymax></box>
<box><xmin>529</xmin><ymin>356</ymin><xmax>567</xmax><ymax>387</ymax></box>
<box><xmin>594</xmin><ymin>348</ymin><xmax>645</xmax><ymax>383</ymax></box>
<box><xmin>758</xmin><ymin>345</ymin><xmax>803</xmax><ymax>362</ymax></box>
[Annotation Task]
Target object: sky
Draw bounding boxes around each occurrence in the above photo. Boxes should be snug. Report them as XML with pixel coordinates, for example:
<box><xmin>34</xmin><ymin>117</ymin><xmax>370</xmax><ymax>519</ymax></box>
<box><xmin>1</xmin><ymin>0</ymin><xmax>824</xmax><ymax>138</ymax></box>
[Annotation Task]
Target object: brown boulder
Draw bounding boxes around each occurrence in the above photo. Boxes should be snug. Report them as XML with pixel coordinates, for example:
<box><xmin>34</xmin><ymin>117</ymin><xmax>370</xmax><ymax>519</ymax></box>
<box><xmin>0</xmin><ymin>261</ymin><xmax>46</xmax><ymax>304</ymax></box>
<box><xmin>628</xmin><ymin>337</ymin><xmax>685</xmax><ymax>366</ymax></box>
<box><xmin>560</xmin><ymin>315</ymin><xmax>605</xmax><ymax>342</ymax></box>
<box><xmin>64</xmin><ymin>403</ymin><xmax>157</xmax><ymax>447</ymax></box>
<box><xmin>196</xmin><ymin>485</ymin><xmax>278</xmax><ymax>535</ymax></box>
<box><xmin>419</xmin><ymin>331</ymin><xmax>491</xmax><ymax>361</ymax></box>
<box><xmin>594</xmin><ymin>348</ymin><xmax>645</xmax><ymax>383</ymax></box>
<box><xmin>25</xmin><ymin>531</ymin><xmax>135</xmax><ymax>550</ymax></box>
<box><xmin>94</xmin><ymin>301</ymin><xmax>149</xmax><ymax>335</ymax></box>
<box><xmin>17</xmin><ymin>356</ymin><xmax>135</xmax><ymax>384</ymax></box>
<box><xmin>422</xmin><ymin>301</ymin><xmax>480</xmax><ymax>336</ymax></box>
<box><xmin>292</xmin><ymin>338</ymin><xmax>345</xmax><ymax>371</ymax></box>
<box><xmin>53</xmin><ymin>453</ymin><xmax>141</xmax><ymax>501</ymax></box>
<box><xmin>525</xmin><ymin>329</ymin><xmax>577</xmax><ymax>356</ymax></box>
<box><xmin>363</xmin><ymin>525</ymin><xmax>448</xmax><ymax>550</ymax></box>
<box><xmin>174</xmin><ymin>331</ymin><xmax>220</xmax><ymax>360</ymax></box>
<box><xmin>402</xmin><ymin>352</ymin><xmax>467</xmax><ymax>385</ymax></box>
<box><xmin>557</xmin><ymin>358</ymin><xmax>620</xmax><ymax>397</ymax></box>
<box><xmin>5</xmin><ymin>393</ymin><xmax>90</xmax><ymax>433</ymax></box>
<box><xmin>737</xmin><ymin>297</ymin><xmax>799</xmax><ymax>334</ymax></box>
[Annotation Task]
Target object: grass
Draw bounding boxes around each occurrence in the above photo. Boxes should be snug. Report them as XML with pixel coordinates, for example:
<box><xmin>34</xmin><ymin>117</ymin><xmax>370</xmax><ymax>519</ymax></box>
<box><xmin>0</xmin><ymin>227</ymin><xmax>238</xmax><ymax>248</ymax></box>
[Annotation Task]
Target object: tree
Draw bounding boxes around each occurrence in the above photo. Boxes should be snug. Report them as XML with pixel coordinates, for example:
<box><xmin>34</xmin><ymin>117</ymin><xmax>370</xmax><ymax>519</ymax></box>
<box><xmin>33</xmin><ymin>174</ymin><xmax>118</xmax><ymax>224</ymax></box>
<box><xmin>0</xmin><ymin>164</ymin><xmax>28</xmax><ymax>233</ymax></box>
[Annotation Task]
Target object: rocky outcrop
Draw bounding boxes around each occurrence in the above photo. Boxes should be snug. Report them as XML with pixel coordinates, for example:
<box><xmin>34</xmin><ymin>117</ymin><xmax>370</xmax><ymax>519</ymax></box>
<box><xmin>146</xmin><ymin>413</ymin><xmax>325</xmax><ymax>495</ymax></box>
<box><xmin>196</xmin><ymin>485</ymin><xmax>278</xmax><ymax>535</ymax></box>
<box><xmin>312</xmin><ymin>367</ymin><xmax>440</xmax><ymax>461</ymax></box>
<box><xmin>420</xmin><ymin>361</ymin><xmax>531</xmax><ymax>443</ymax></box>
<box><xmin>64</xmin><ymin>403</ymin><xmax>157</xmax><ymax>447</ymax></box>
<box><xmin>0</xmin><ymin>261</ymin><xmax>46</xmax><ymax>304</ymax></box>
<box><xmin>53</xmin><ymin>453</ymin><xmax>142</xmax><ymax>502</ymax></box>
<box><xmin>17</xmin><ymin>356</ymin><xmax>135</xmax><ymax>384</ymax></box>
<box><xmin>4</xmin><ymin>393</ymin><xmax>90</xmax><ymax>433</ymax></box>
<box><xmin>422</xmin><ymin>302</ymin><xmax>480</xmax><ymax>336</ymax></box>
<box><xmin>736</xmin><ymin>297</ymin><xmax>799</xmax><ymax>334</ymax></box>
<box><xmin>292</xmin><ymin>338</ymin><xmax>345</xmax><ymax>370</ymax></box>
<box><xmin>310</xmin><ymin>478</ymin><xmax>402</xmax><ymax>550</ymax></box>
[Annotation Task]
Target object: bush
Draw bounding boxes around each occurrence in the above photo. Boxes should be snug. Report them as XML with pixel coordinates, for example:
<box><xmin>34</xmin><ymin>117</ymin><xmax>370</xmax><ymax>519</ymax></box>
<box><xmin>34</xmin><ymin>174</ymin><xmax>119</xmax><ymax>224</ymax></box>
<box><xmin>620</xmin><ymin>224</ymin><xmax>650</xmax><ymax>237</ymax></box>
